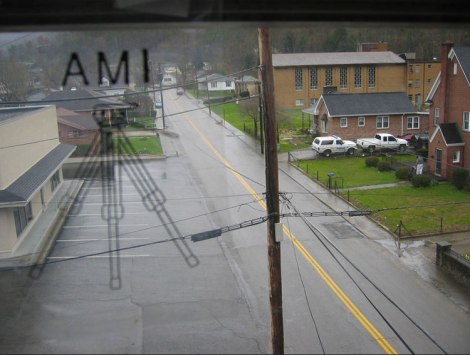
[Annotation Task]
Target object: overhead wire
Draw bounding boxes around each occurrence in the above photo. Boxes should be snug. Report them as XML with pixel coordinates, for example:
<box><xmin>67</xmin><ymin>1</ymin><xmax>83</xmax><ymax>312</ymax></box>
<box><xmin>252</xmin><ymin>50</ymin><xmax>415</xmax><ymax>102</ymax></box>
<box><xmin>281</xmin><ymin>194</ymin><xmax>448</xmax><ymax>354</ymax></box>
<box><xmin>281</xmin><ymin>198</ymin><xmax>326</xmax><ymax>354</ymax></box>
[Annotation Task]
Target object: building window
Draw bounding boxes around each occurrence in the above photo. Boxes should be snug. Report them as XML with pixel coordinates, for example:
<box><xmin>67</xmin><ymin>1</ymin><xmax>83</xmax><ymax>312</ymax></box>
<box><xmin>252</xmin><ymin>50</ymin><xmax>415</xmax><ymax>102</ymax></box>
<box><xmin>376</xmin><ymin>116</ymin><xmax>389</xmax><ymax>129</ymax></box>
<box><xmin>51</xmin><ymin>171</ymin><xmax>61</xmax><ymax>192</ymax></box>
<box><xmin>434</xmin><ymin>107</ymin><xmax>440</xmax><ymax>125</ymax></box>
<box><xmin>14</xmin><ymin>202</ymin><xmax>33</xmax><ymax>237</ymax></box>
<box><xmin>225</xmin><ymin>80</ymin><xmax>231</xmax><ymax>87</ymax></box>
<box><xmin>325</xmin><ymin>67</ymin><xmax>333</xmax><ymax>86</ymax></box>
<box><xmin>464</xmin><ymin>111</ymin><xmax>470</xmax><ymax>131</ymax></box>
<box><xmin>358</xmin><ymin>116</ymin><xmax>365</xmax><ymax>127</ymax></box>
<box><xmin>354</xmin><ymin>67</ymin><xmax>362</xmax><ymax>88</ymax></box>
<box><xmin>453</xmin><ymin>151</ymin><xmax>461</xmax><ymax>163</ymax></box>
<box><xmin>453</xmin><ymin>63</ymin><xmax>458</xmax><ymax>75</ymax></box>
<box><xmin>340</xmin><ymin>67</ymin><xmax>348</xmax><ymax>89</ymax></box>
<box><xmin>415</xmin><ymin>79</ymin><xmax>421</xmax><ymax>88</ymax></box>
<box><xmin>408</xmin><ymin>95</ymin><xmax>413</xmax><ymax>101</ymax></box>
<box><xmin>368</xmin><ymin>65</ymin><xmax>376</xmax><ymax>88</ymax></box>
<box><xmin>407</xmin><ymin>116</ymin><xmax>420</xmax><ymax>129</ymax></box>
<box><xmin>295</xmin><ymin>99</ymin><xmax>304</xmax><ymax>106</ymax></box>
<box><xmin>210</xmin><ymin>81</ymin><xmax>217</xmax><ymax>88</ymax></box>
<box><xmin>295</xmin><ymin>68</ymin><xmax>303</xmax><ymax>90</ymax></box>
<box><xmin>408</xmin><ymin>80</ymin><xmax>413</xmax><ymax>88</ymax></box>
<box><xmin>310</xmin><ymin>67</ymin><xmax>317</xmax><ymax>89</ymax></box>
<box><xmin>340</xmin><ymin>117</ymin><xmax>348</xmax><ymax>127</ymax></box>
<box><xmin>409</xmin><ymin>65</ymin><xmax>414</xmax><ymax>73</ymax></box>
<box><xmin>415</xmin><ymin>65</ymin><xmax>421</xmax><ymax>73</ymax></box>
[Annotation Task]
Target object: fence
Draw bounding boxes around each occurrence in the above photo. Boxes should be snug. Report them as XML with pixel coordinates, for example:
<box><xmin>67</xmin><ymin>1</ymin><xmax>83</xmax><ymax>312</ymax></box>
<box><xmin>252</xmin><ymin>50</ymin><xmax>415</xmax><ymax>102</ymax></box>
<box><xmin>436</xmin><ymin>242</ymin><xmax>470</xmax><ymax>284</ymax></box>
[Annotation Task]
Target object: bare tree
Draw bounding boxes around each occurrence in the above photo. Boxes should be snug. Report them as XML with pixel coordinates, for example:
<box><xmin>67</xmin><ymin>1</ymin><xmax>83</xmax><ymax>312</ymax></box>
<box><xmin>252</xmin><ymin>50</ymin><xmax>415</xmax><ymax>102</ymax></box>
<box><xmin>0</xmin><ymin>59</ymin><xmax>30</xmax><ymax>102</ymax></box>
<box><xmin>239</xmin><ymin>96</ymin><xmax>260</xmax><ymax>139</ymax></box>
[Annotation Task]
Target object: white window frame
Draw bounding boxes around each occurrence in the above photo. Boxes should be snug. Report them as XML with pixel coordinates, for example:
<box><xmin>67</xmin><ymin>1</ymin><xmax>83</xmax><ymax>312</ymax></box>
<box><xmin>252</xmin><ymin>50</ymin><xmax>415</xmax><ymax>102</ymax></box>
<box><xmin>407</xmin><ymin>116</ymin><xmax>420</xmax><ymax>130</ymax></box>
<box><xmin>453</xmin><ymin>63</ymin><xmax>458</xmax><ymax>75</ymax></box>
<box><xmin>340</xmin><ymin>67</ymin><xmax>347</xmax><ymax>89</ymax></box>
<box><xmin>295</xmin><ymin>99</ymin><xmax>304</xmax><ymax>106</ymax></box>
<box><xmin>295</xmin><ymin>68</ymin><xmax>303</xmax><ymax>90</ymax></box>
<box><xmin>354</xmin><ymin>66</ymin><xmax>362</xmax><ymax>88</ymax></box>
<box><xmin>453</xmin><ymin>151</ymin><xmax>461</xmax><ymax>163</ymax></box>
<box><xmin>368</xmin><ymin>65</ymin><xmax>376</xmax><ymax>88</ymax></box>
<box><xmin>225</xmin><ymin>80</ymin><xmax>231</xmax><ymax>87</ymax></box>
<box><xmin>463</xmin><ymin>111</ymin><xmax>470</xmax><ymax>131</ymax></box>
<box><xmin>358</xmin><ymin>116</ymin><xmax>365</xmax><ymax>127</ymax></box>
<box><xmin>310</xmin><ymin>67</ymin><xmax>317</xmax><ymax>89</ymax></box>
<box><xmin>376</xmin><ymin>116</ymin><xmax>389</xmax><ymax>129</ymax></box>
<box><xmin>340</xmin><ymin>117</ymin><xmax>348</xmax><ymax>127</ymax></box>
<box><xmin>210</xmin><ymin>81</ymin><xmax>217</xmax><ymax>89</ymax></box>
<box><xmin>325</xmin><ymin>67</ymin><xmax>333</xmax><ymax>86</ymax></box>
<box><xmin>435</xmin><ymin>107</ymin><xmax>440</xmax><ymax>125</ymax></box>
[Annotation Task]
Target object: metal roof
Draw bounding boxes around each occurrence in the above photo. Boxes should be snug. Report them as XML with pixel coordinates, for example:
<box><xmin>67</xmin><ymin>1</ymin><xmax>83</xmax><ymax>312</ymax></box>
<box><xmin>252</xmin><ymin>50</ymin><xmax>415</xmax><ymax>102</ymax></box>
<box><xmin>0</xmin><ymin>143</ymin><xmax>76</xmax><ymax>206</ymax></box>
<box><xmin>42</xmin><ymin>88</ymin><xmax>130</xmax><ymax>112</ymax></box>
<box><xmin>453</xmin><ymin>47</ymin><xmax>470</xmax><ymax>83</ymax></box>
<box><xmin>0</xmin><ymin>106</ymin><xmax>45</xmax><ymax>125</ymax></box>
<box><xmin>321</xmin><ymin>92</ymin><xmax>417</xmax><ymax>116</ymax></box>
<box><xmin>439</xmin><ymin>123</ymin><xmax>464</xmax><ymax>145</ymax></box>
<box><xmin>273</xmin><ymin>51</ymin><xmax>405</xmax><ymax>67</ymax></box>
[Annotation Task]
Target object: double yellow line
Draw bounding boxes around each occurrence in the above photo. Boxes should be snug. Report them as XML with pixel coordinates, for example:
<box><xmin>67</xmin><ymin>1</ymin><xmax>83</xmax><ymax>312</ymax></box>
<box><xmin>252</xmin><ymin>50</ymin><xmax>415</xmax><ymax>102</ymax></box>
<box><xmin>187</xmin><ymin>117</ymin><xmax>398</xmax><ymax>354</ymax></box>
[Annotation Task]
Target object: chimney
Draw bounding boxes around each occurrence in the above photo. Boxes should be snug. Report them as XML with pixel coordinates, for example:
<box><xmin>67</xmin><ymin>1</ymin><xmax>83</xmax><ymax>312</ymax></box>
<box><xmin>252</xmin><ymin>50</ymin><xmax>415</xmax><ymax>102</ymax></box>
<box><xmin>440</xmin><ymin>41</ymin><xmax>454</xmax><ymax>123</ymax></box>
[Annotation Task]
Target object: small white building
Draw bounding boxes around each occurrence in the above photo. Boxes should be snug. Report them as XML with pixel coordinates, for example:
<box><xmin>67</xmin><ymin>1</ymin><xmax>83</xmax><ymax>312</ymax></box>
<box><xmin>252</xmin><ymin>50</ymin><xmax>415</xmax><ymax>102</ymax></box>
<box><xmin>197</xmin><ymin>73</ymin><xmax>235</xmax><ymax>92</ymax></box>
<box><xmin>0</xmin><ymin>106</ymin><xmax>75</xmax><ymax>258</ymax></box>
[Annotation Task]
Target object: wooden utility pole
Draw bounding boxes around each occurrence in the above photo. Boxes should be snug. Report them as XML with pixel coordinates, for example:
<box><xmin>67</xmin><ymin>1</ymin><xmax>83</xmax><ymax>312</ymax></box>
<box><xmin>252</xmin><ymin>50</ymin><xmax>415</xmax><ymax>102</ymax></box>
<box><xmin>258</xmin><ymin>27</ymin><xmax>284</xmax><ymax>355</ymax></box>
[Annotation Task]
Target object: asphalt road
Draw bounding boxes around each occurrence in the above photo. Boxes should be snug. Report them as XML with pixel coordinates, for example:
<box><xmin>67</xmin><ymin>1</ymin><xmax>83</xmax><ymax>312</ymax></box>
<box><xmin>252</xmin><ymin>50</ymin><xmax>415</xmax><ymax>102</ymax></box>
<box><xmin>0</xmin><ymin>88</ymin><xmax>469</xmax><ymax>354</ymax></box>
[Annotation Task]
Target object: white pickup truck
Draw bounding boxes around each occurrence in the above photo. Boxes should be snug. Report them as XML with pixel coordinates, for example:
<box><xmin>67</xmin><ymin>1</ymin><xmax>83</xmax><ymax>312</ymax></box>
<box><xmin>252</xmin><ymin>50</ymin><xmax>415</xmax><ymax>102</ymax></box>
<box><xmin>356</xmin><ymin>133</ymin><xmax>408</xmax><ymax>152</ymax></box>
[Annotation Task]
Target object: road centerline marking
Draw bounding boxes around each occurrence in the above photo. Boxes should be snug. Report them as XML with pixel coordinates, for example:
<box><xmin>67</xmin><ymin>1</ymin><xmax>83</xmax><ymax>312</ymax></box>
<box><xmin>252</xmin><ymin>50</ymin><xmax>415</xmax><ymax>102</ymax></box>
<box><xmin>186</xmin><ymin>116</ymin><xmax>398</xmax><ymax>354</ymax></box>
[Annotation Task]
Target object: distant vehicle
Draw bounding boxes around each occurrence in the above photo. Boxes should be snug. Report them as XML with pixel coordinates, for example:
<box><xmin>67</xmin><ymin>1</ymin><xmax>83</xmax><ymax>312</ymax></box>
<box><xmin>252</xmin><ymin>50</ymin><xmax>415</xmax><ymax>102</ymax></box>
<box><xmin>311</xmin><ymin>135</ymin><xmax>357</xmax><ymax>157</ymax></box>
<box><xmin>176</xmin><ymin>87</ymin><xmax>184</xmax><ymax>95</ymax></box>
<box><xmin>155</xmin><ymin>100</ymin><xmax>162</xmax><ymax>108</ymax></box>
<box><xmin>400</xmin><ymin>133</ymin><xmax>429</xmax><ymax>149</ymax></box>
<box><xmin>357</xmin><ymin>133</ymin><xmax>408</xmax><ymax>152</ymax></box>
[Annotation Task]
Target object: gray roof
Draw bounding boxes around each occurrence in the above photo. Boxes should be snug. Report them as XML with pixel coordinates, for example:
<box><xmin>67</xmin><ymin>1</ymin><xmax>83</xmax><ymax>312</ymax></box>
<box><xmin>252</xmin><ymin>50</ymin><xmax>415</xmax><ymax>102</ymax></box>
<box><xmin>197</xmin><ymin>73</ymin><xmax>234</xmax><ymax>83</ymax></box>
<box><xmin>42</xmin><ymin>89</ymin><xmax>130</xmax><ymax>112</ymax></box>
<box><xmin>321</xmin><ymin>92</ymin><xmax>417</xmax><ymax>117</ymax></box>
<box><xmin>57</xmin><ymin>107</ymin><xmax>99</xmax><ymax>130</ymax></box>
<box><xmin>439</xmin><ymin>123</ymin><xmax>464</xmax><ymax>145</ymax></box>
<box><xmin>0</xmin><ymin>106</ymin><xmax>44</xmax><ymax>125</ymax></box>
<box><xmin>0</xmin><ymin>143</ymin><xmax>76</xmax><ymax>206</ymax></box>
<box><xmin>273</xmin><ymin>51</ymin><xmax>405</xmax><ymax>67</ymax></box>
<box><xmin>453</xmin><ymin>47</ymin><xmax>470</xmax><ymax>82</ymax></box>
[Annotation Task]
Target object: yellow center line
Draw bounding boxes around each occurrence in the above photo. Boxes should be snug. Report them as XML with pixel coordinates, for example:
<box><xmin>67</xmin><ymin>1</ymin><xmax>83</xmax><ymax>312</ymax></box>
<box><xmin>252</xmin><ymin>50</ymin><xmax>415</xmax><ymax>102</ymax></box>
<box><xmin>186</xmin><ymin>117</ymin><xmax>397</xmax><ymax>354</ymax></box>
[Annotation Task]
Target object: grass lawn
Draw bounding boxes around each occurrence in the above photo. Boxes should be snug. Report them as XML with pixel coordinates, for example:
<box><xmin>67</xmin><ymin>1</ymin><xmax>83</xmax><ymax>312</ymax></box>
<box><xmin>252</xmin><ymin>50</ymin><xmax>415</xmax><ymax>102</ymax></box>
<box><xmin>296</xmin><ymin>155</ymin><xmax>416</xmax><ymax>188</ymax></box>
<box><xmin>346</xmin><ymin>184</ymin><xmax>470</xmax><ymax>235</ymax></box>
<box><xmin>114</xmin><ymin>136</ymin><xmax>163</xmax><ymax>155</ymax></box>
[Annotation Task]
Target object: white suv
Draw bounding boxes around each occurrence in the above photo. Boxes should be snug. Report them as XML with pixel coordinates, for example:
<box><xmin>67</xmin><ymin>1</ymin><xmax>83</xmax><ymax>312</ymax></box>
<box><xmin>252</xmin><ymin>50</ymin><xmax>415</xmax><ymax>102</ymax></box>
<box><xmin>312</xmin><ymin>135</ymin><xmax>357</xmax><ymax>157</ymax></box>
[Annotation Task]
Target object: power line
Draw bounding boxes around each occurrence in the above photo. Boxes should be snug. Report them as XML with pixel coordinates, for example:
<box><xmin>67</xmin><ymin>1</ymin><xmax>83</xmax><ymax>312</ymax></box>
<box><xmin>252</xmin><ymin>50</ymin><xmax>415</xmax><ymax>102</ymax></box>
<box><xmin>281</xmin><ymin>195</ymin><xmax>447</xmax><ymax>354</ymax></box>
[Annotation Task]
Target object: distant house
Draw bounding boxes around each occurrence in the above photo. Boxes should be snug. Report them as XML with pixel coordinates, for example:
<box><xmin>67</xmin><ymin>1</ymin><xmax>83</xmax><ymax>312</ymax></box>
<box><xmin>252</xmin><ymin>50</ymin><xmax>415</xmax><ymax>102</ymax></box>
<box><xmin>312</xmin><ymin>92</ymin><xmax>427</xmax><ymax>140</ymax></box>
<box><xmin>197</xmin><ymin>73</ymin><xmax>235</xmax><ymax>92</ymax></box>
<box><xmin>273</xmin><ymin>51</ymin><xmax>407</xmax><ymax>109</ymax></box>
<box><xmin>42</xmin><ymin>88</ymin><xmax>131</xmax><ymax>126</ymax></box>
<box><xmin>235</xmin><ymin>75</ymin><xmax>260</xmax><ymax>97</ymax></box>
<box><xmin>426</xmin><ymin>42</ymin><xmax>470</xmax><ymax>179</ymax></box>
<box><xmin>57</xmin><ymin>107</ymin><xmax>100</xmax><ymax>155</ymax></box>
<box><xmin>0</xmin><ymin>106</ymin><xmax>75</xmax><ymax>258</ymax></box>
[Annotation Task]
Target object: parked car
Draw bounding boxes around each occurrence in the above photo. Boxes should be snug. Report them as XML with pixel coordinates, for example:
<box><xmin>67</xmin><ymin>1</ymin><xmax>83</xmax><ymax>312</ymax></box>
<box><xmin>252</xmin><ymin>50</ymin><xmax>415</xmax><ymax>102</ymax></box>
<box><xmin>311</xmin><ymin>135</ymin><xmax>357</xmax><ymax>157</ymax></box>
<box><xmin>356</xmin><ymin>133</ymin><xmax>408</xmax><ymax>152</ymax></box>
<box><xmin>400</xmin><ymin>133</ymin><xmax>429</xmax><ymax>149</ymax></box>
<box><xmin>176</xmin><ymin>87</ymin><xmax>184</xmax><ymax>95</ymax></box>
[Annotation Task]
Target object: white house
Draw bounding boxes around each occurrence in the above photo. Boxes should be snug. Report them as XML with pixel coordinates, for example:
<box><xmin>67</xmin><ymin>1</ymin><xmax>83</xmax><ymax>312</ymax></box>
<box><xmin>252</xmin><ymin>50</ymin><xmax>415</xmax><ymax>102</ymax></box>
<box><xmin>197</xmin><ymin>73</ymin><xmax>235</xmax><ymax>92</ymax></box>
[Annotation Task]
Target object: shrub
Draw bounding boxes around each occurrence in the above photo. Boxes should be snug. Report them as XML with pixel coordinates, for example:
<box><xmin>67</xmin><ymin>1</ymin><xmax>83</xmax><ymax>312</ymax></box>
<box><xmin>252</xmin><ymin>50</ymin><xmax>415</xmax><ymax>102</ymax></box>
<box><xmin>377</xmin><ymin>161</ymin><xmax>390</xmax><ymax>172</ymax></box>
<box><xmin>411</xmin><ymin>174</ymin><xmax>431</xmax><ymax>187</ymax></box>
<box><xmin>365</xmin><ymin>156</ymin><xmax>379</xmax><ymax>167</ymax></box>
<box><xmin>395</xmin><ymin>166</ymin><xmax>412</xmax><ymax>180</ymax></box>
<box><xmin>239</xmin><ymin>91</ymin><xmax>250</xmax><ymax>98</ymax></box>
<box><xmin>451</xmin><ymin>167</ymin><xmax>469</xmax><ymax>190</ymax></box>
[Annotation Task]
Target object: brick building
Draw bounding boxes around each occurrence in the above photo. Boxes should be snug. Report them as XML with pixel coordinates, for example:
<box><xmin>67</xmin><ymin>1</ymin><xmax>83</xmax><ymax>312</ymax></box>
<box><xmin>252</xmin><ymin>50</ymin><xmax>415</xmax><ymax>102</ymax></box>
<box><xmin>426</xmin><ymin>42</ymin><xmax>470</xmax><ymax>179</ymax></box>
<box><xmin>272</xmin><ymin>51</ymin><xmax>407</xmax><ymax>109</ymax></box>
<box><xmin>312</xmin><ymin>92</ymin><xmax>427</xmax><ymax>140</ymax></box>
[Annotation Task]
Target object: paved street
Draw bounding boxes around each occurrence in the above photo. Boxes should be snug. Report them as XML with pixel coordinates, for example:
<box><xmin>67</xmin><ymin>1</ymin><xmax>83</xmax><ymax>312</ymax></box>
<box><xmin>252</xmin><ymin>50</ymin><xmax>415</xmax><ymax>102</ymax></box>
<box><xmin>0</xmin><ymin>88</ymin><xmax>469</xmax><ymax>354</ymax></box>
